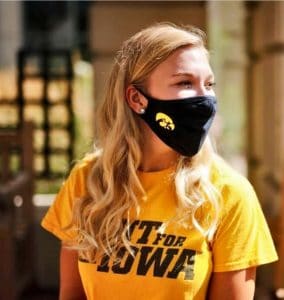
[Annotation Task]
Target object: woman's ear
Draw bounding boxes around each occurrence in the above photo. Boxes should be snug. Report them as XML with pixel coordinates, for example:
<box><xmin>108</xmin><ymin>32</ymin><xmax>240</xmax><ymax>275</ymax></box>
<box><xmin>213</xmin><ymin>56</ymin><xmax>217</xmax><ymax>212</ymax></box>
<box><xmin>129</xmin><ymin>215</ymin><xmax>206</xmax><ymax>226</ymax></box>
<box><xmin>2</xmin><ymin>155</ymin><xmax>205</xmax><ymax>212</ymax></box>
<box><xmin>125</xmin><ymin>85</ymin><xmax>147</xmax><ymax>114</ymax></box>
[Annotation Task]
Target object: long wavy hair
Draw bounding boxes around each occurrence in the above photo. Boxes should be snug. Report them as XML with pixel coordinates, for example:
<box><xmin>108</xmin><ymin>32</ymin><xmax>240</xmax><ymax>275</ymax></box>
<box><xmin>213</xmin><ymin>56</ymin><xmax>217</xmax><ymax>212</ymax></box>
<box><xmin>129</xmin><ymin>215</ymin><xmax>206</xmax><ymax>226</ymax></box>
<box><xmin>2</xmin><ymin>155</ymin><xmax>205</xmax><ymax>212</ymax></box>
<box><xmin>71</xmin><ymin>23</ymin><xmax>220</xmax><ymax>262</ymax></box>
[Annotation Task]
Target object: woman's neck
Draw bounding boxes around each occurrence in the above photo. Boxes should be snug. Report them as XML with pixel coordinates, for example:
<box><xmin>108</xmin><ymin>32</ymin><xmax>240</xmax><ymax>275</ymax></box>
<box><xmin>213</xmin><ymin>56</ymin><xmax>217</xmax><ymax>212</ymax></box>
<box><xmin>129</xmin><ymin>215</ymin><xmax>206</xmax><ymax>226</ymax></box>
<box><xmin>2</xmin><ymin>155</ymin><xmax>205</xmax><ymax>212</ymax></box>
<box><xmin>139</xmin><ymin>123</ymin><xmax>179</xmax><ymax>172</ymax></box>
<box><xmin>139</xmin><ymin>151</ymin><xmax>178</xmax><ymax>172</ymax></box>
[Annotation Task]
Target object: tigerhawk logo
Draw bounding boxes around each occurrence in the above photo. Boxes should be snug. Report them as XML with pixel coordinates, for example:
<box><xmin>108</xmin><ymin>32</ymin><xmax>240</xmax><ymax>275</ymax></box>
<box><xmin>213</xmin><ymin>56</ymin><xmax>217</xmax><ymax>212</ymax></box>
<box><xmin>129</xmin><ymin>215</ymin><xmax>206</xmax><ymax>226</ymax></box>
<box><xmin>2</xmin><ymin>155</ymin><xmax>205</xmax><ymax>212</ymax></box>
<box><xmin>155</xmin><ymin>112</ymin><xmax>175</xmax><ymax>130</ymax></box>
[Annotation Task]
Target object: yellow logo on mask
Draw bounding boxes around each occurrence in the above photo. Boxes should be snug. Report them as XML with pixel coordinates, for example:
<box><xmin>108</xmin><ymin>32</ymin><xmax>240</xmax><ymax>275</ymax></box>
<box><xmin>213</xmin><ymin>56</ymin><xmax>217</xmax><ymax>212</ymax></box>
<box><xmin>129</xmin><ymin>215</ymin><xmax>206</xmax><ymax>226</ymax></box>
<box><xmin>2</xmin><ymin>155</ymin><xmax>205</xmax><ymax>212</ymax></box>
<box><xmin>155</xmin><ymin>112</ymin><xmax>175</xmax><ymax>131</ymax></box>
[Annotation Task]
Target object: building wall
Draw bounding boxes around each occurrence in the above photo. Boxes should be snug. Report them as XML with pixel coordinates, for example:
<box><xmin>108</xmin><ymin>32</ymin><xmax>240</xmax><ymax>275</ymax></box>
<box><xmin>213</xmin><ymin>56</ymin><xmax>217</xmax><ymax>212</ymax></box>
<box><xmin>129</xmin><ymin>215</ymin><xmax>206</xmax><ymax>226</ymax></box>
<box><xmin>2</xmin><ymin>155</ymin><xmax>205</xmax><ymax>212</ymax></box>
<box><xmin>248</xmin><ymin>1</ymin><xmax>284</xmax><ymax>216</ymax></box>
<box><xmin>247</xmin><ymin>1</ymin><xmax>284</xmax><ymax>292</ymax></box>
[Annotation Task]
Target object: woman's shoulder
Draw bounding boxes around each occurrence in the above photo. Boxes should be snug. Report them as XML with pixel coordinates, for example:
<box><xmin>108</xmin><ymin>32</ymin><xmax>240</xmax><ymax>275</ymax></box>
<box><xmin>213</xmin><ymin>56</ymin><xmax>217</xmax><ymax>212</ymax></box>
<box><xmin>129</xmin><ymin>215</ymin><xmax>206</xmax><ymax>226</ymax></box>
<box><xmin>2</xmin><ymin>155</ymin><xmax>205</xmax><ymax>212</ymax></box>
<box><xmin>211</xmin><ymin>154</ymin><xmax>250</xmax><ymax>186</ymax></box>
<box><xmin>73</xmin><ymin>152</ymin><xmax>97</xmax><ymax>171</ymax></box>
<box><xmin>210</xmin><ymin>154</ymin><xmax>256</xmax><ymax>204</ymax></box>
<box><xmin>68</xmin><ymin>153</ymin><xmax>97</xmax><ymax>181</ymax></box>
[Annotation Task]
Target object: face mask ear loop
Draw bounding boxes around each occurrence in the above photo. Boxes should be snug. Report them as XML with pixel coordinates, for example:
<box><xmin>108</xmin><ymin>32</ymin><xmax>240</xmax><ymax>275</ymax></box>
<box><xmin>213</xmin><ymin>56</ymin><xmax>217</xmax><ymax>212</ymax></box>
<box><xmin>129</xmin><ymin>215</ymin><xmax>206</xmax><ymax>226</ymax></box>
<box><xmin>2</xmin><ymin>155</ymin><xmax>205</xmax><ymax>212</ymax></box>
<box><xmin>135</xmin><ymin>87</ymin><xmax>150</xmax><ymax>113</ymax></box>
<box><xmin>135</xmin><ymin>87</ymin><xmax>149</xmax><ymax>99</ymax></box>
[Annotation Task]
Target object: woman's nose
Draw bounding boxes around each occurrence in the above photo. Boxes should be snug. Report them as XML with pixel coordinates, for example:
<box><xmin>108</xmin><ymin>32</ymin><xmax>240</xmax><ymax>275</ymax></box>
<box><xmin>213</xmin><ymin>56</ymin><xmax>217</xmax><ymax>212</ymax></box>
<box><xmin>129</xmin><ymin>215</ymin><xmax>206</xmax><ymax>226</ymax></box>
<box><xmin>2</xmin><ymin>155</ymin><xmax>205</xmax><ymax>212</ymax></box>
<box><xmin>195</xmin><ymin>85</ymin><xmax>207</xmax><ymax>96</ymax></box>
<box><xmin>195</xmin><ymin>84</ymin><xmax>214</xmax><ymax>97</ymax></box>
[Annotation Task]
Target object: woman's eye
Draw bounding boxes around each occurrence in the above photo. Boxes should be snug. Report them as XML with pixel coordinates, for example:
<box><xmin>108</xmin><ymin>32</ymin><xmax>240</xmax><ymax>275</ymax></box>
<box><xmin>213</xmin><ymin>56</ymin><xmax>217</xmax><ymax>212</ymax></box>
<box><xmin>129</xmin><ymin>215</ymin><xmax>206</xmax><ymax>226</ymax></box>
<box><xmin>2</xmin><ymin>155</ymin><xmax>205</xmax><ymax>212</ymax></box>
<box><xmin>177</xmin><ymin>81</ymin><xmax>193</xmax><ymax>88</ymax></box>
<box><xmin>206</xmin><ymin>82</ymin><xmax>216</xmax><ymax>89</ymax></box>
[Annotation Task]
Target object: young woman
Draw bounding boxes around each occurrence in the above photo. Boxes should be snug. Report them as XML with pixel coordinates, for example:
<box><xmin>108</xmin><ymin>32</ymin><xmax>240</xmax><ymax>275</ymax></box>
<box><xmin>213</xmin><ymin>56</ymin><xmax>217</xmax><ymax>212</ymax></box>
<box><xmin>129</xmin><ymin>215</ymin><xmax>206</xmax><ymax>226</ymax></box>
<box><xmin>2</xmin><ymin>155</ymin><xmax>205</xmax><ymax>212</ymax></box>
<box><xmin>42</xmin><ymin>23</ymin><xmax>278</xmax><ymax>300</ymax></box>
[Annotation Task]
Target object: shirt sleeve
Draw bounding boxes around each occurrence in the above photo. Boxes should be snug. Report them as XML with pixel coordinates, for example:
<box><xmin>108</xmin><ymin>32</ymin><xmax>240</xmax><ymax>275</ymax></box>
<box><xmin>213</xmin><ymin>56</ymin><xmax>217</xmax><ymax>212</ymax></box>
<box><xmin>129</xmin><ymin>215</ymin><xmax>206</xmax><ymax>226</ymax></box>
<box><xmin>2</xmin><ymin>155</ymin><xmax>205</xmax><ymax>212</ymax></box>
<box><xmin>41</xmin><ymin>160</ymin><xmax>90</xmax><ymax>242</ymax></box>
<box><xmin>212</xmin><ymin>174</ymin><xmax>278</xmax><ymax>272</ymax></box>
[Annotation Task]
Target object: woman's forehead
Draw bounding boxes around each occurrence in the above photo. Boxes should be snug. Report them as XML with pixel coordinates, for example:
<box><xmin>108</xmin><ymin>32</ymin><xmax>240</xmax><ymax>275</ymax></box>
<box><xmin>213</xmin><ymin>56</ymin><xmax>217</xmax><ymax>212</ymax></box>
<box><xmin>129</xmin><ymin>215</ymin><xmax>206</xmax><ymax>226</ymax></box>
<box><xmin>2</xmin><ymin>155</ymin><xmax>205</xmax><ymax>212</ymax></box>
<box><xmin>150</xmin><ymin>46</ymin><xmax>212</xmax><ymax>78</ymax></box>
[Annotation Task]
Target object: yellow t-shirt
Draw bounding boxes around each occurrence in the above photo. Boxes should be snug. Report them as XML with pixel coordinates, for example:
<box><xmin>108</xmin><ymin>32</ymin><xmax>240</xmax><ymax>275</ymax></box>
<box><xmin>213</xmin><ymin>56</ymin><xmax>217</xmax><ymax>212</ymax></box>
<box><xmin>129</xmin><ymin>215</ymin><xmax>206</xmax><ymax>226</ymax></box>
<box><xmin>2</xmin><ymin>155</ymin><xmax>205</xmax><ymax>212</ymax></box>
<box><xmin>41</xmin><ymin>155</ymin><xmax>278</xmax><ymax>300</ymax></box>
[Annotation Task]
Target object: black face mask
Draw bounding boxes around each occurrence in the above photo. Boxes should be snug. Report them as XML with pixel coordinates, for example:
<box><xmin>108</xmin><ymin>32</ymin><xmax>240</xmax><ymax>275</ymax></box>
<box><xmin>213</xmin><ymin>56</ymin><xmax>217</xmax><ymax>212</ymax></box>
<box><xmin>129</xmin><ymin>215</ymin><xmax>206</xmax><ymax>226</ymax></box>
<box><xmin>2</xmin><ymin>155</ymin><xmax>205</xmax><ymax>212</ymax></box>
<box><xmin>136</xmin><ymin>88</ymin><xmax>217</xmax><ymax>157</ymax></box>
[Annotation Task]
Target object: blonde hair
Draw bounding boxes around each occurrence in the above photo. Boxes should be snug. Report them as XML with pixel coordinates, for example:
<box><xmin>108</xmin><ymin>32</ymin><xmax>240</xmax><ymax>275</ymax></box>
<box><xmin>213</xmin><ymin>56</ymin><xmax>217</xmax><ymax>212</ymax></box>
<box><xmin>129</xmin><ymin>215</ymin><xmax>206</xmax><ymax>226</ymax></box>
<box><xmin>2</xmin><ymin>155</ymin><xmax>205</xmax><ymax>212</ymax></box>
<box><xmin>71</xmin><ymin>23</ymin><xmax>219</xmax><ymax>262</ymax></box>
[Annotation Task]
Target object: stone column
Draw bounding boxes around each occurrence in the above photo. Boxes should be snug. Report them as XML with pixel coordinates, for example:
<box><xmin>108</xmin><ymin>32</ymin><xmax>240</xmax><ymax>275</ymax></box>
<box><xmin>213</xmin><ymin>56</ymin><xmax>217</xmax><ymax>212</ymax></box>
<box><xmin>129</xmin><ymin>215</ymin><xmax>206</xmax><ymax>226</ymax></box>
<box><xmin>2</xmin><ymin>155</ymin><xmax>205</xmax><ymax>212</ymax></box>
<box><xmin>207</xmin><ymin>1</ymin><xmax>248</xmax><ymax>174</ymax></box>
<box><xmin>248</xmin><ymin>1</ymin><xmax>284</xmax><ymax>220</ymax></box>
<box><xmin>0</xmin><ymin>1</ymin><xmax>22</xmax><ymax>69</ymax></box>
<box><xmin>0</xmin><ymin>1</ymin><xmax>23</xmax><ymax>125</ymax></box>
<box><xmin>247</xmin><ymin>1</ymin><xmax>284</xmax><ymax>294</ymax></box>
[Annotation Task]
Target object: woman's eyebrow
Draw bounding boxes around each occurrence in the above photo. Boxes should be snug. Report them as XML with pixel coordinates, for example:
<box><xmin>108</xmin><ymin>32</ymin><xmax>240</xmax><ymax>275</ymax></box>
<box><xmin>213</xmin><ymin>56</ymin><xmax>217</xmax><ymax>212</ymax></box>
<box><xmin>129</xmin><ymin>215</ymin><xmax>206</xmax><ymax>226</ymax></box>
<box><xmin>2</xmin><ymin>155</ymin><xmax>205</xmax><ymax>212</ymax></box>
<box><xmin>171</xmin><ymin>72</ymin><xmax>215</xmax><ymax>80</ymax></box>
<box><xmin>172</xmin><ymin>72</ymin><xmax>195</xmax><ymax>77</ymax></box>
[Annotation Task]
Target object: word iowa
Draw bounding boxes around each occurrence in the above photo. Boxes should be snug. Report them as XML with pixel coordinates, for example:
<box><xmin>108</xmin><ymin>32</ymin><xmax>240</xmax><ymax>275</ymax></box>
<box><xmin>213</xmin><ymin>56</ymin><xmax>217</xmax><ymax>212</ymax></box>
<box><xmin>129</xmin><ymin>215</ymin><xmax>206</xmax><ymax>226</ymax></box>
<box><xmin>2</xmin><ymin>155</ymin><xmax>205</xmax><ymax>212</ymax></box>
<box><xmin>96</xmin><ymin>245</ymin><xmax>196</xmax><ymax>280</ymax></box>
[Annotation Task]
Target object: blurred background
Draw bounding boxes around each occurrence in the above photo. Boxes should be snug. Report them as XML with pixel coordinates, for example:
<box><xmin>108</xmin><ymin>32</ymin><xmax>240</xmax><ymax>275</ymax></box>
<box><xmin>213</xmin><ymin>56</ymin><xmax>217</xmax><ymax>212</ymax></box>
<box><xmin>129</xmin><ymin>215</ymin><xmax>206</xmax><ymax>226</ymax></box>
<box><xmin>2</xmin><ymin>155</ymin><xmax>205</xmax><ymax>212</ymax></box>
<box><xmin>0</xmin><ymin>1</ymin><xmax>283</xmax><ymax>299</ymax></box>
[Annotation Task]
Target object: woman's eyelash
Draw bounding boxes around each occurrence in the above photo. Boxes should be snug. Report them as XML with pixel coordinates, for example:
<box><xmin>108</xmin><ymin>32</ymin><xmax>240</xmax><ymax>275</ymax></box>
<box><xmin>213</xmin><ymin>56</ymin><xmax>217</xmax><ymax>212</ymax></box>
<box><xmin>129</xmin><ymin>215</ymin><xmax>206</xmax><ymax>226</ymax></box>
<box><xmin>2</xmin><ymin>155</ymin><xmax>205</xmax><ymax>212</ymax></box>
<box><xmin>176</xmin><ymin>81</ymin><xmax>217</xmax><ymax>87</ymax></box>
<box><xmin>177</xmin><ymin>81</ymin><xmax>192</xmax><ymax>86</ymax></box>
